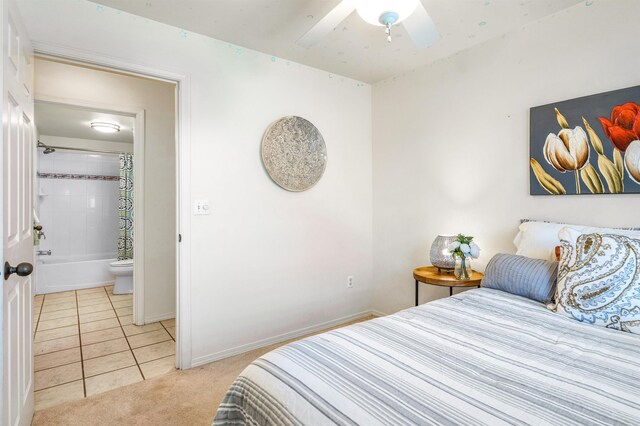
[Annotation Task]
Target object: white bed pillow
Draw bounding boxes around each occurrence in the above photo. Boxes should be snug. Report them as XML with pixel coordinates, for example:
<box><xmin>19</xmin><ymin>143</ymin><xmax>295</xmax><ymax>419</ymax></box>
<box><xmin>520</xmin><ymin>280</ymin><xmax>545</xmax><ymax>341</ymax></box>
<box><xmin>513</xmin><ymin>220</ymin><xmax>640</xmax><ymax>261</ymax></box>
<box><xmin>513</xmin><ymin>221</ymin><xmax>565</xmax><ymax>261</ymax></box>
<box><xmin>555</xmin><ymin>227</ymin><xmax>640</xmax><ymax>333</ymax></box>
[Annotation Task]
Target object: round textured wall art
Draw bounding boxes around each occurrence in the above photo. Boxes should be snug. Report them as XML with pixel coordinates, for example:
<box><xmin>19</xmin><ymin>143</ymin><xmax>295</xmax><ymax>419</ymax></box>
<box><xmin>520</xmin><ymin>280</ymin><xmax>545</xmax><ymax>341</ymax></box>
<box><xmin>261</xmin><ymin>116</ymin><xmax>327</xmax><ymax>192</ymax></box>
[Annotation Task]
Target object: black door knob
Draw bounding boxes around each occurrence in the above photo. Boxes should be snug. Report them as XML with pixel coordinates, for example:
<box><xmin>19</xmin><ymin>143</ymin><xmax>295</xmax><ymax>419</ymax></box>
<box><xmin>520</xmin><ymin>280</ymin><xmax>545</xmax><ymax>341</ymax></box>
<box><xmin>4</xmin><ymin>262</ymin><xmax>34</xmax><ymax>280</ymax></box>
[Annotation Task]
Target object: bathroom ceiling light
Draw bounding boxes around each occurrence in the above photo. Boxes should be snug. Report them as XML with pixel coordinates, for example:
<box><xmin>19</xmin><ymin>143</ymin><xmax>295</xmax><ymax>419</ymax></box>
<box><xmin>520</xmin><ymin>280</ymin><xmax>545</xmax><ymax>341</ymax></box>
<box><xmin>90</xmin><ymin>122</ymin><xmax>120</xmax><ymax>133</ymax></box>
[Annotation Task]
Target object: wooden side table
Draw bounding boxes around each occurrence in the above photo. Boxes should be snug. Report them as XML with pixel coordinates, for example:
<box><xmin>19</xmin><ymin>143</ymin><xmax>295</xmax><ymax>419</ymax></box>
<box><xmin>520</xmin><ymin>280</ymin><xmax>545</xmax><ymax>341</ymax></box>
<box><xmin>413</xmin><ymin>266</ymin><xmax>483</xmax><ymax>306</ymax></box>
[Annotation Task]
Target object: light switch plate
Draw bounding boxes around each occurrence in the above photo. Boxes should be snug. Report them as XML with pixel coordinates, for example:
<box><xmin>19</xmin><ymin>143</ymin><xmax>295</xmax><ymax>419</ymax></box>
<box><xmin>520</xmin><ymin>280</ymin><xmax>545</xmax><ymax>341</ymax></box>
<box><xmin>194</xmin><ymin>199</ymin><xmax>210</xmax><ymax>215</ymax></box>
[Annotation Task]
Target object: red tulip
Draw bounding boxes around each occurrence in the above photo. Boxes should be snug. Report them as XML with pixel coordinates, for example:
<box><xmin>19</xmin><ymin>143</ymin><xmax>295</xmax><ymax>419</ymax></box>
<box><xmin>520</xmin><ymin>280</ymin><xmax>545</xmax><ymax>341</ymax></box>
<box><xmin>597</xmin><ymin>102</ymin><xmax>640</xmax><ymax>152</ymax></box>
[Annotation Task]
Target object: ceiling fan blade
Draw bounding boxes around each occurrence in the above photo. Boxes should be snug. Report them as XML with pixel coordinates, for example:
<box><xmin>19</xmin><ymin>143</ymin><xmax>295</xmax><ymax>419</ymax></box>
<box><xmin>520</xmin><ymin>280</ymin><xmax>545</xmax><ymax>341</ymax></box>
<box><xmin>402</xmin><ymin>1</ymin><xmax>440</xmax><ymax>49</ymax></box>
<box><xmin>297</xmin><ymin>0</ymin><xmax>356</xmax><ymax>48</ymax></box>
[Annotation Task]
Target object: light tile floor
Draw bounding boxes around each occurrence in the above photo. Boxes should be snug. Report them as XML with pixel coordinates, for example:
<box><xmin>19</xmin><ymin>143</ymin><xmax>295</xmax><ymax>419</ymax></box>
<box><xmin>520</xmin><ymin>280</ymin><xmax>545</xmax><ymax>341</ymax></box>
<box><xmin>33</xmin><ymin>285</ymin><xmax>176</xmax><ymax>411</ymax></box>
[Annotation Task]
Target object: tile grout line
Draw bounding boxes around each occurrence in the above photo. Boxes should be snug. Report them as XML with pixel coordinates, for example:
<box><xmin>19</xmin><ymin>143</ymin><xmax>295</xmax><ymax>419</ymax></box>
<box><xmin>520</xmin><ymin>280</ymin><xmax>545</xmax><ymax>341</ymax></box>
<box><xmin>34</xmin><ymin>357</ymin><xmax>81</xmax><ymax>373</ymax></box>
<box><xmin>36</xmin><ymin>326</ymin><xmax>170</xmax><ymax>356</ymax></box>
<box><xmin>41</xmin><ymin>297</ymin><xmax>127</xmax><ymax>312</ymax></box>
<box><xmin>81</xmin><ymin>363</ymin><xmax>139</xmax><ymax>381</ymax></box>
<box><xmin>37</xmin><ymin>332</ymin><xmax>173</xmax><ymax>374</ymax></box>
<box><xmin>38</xmin><ymin>312</ymin><xmax>117</xmax><ymax>333</ymax></box>
<box><xmin>77</xmin><ymin>285</ymin><xmax>120</xmax><ymax>397</ymax></box>
<box><xmin>34</xmin><ymin>330</ymin><xmax>79</xmax><ymax>343</ymax></box>
<box><xmin>36</xmin><ymin>302</ymin><xmax>129</xmax><ymax>340</ymax></box>
<box><xmin>105</xmin><ymin>289</ymin><xmax>147</xmax><ymax>381</ymax></box>
<box><xmin>82</xmin><ymin>348</ymin><xmax>130</xmax><ymax>363</ymax></box>
<box><xmin>34</xmin><ymin>295</ymin><xmax>45</xmax><ymax>337</ymax></box>
<box><xmin>36</xmin><ymin>378</ymin><xmax>84</xmax><ymax>394</ymax></box>
<box><xmin>32</xmin><ymin>286</ymin><xmax>144</xmax><ymax>407</ymax></box>
<box><xmin>38</xmin><ymin>311</ymin><xmax>82</xmax><ymax>321</ymax></box>
<box><xmin>35</xmin><ymin>289</ymin><xmax>175</xmax><ymax>393</ymax></box>
<box><xmin>36</xmin><ymin>356</ymin><xmax>151</xmax><ymax>394</ymax></box>
<box><xmin>74</xmin><ymin>288</ymin><xmax>88</xmax><ymax>398</ymax></box>
<box><xmin>34</xmin><ymin>321</ymin><xmax>79</xmax><ymax>333</ymax></box>
<box><xmin>158</xmin><ymin>320</ymin><xmax>176</xmax><ymax>342</ymax></box>
<box><xmin>35</xmin><ymin>345</ymin><xmax>81</xmax><ymax>358</ymax></box>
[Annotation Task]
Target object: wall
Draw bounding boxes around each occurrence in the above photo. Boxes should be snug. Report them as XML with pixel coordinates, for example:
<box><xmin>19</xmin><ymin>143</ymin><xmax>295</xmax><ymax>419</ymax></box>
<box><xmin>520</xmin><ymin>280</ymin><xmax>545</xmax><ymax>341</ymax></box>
<box><xmin>34</xmin><ymin>58</ymin><xmax>177</xmax><ymax>322</ymax></box>
<box><xmin>372</xmin><ymin>0</ymin><xmax>640</xmax><ymax>314</ymax></box>
<box><xmin>19</xmin><ymin>0</ymin><xmax>373</xmax><ymax>365</ymax></box>
<box><xmin>36</xmin><ymin>150</ymin><xmax>119</xmax><ymax>259</ymax></box>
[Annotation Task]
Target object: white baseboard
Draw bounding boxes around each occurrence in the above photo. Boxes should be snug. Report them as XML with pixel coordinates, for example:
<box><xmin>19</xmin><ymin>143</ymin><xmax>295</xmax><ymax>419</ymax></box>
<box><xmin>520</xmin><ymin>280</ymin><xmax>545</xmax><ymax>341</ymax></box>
<box><xmin>191</xmin><ymin>310</ymin><xmax>379</xmax><ymax>368</ymax></box>
<box><xmin>143</xmin><ymin>312</ymin><xmax>175</xmax><ymax>324</ymax></box>
<box><xmin>370</xmin><ymin>309</ymin><xmax>388</xmax><ymax>317</ymax></box>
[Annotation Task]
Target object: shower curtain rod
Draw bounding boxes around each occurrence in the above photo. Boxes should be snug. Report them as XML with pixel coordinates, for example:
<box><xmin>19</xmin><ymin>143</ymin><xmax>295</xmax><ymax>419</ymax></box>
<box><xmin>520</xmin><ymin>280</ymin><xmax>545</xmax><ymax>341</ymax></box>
<box><xmin>41</xmin><ymin>145</ymin><xmax>129</xmax><ymax>156</ymax></box>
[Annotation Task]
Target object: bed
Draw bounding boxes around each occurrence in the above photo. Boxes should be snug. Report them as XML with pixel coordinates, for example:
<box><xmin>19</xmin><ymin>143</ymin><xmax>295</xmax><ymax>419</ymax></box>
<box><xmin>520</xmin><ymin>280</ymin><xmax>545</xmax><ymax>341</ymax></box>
<box><xmin>213</xmin><ymin>288</ymin><xmax>640</xmax><ymax>425</ymax></box>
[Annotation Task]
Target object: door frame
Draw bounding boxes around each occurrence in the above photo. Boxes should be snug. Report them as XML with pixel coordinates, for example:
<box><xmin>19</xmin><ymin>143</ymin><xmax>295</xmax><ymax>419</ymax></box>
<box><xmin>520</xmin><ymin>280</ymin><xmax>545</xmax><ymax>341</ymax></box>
<box><xmin>32</xmin><ymin>43</ymin><xmax>192</xmax><ymax>369</ymax></box>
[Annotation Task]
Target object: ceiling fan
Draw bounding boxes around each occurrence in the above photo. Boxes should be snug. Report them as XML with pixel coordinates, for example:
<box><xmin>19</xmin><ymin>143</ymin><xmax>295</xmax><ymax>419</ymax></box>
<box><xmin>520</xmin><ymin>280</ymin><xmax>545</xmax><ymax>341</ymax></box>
<box><xmin>297</xmin><ymin>0</ymin><xmax>440</xmax><ymax>49</ymax></box>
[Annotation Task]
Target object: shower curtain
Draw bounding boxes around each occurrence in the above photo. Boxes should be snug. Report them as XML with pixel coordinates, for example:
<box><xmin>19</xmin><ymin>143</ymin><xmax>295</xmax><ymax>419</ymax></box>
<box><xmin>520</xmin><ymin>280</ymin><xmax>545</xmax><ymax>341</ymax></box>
<box><xmin>118</xmin><ymin>154</ymin><xmax>134</xmax><ymax>260</ymax></box>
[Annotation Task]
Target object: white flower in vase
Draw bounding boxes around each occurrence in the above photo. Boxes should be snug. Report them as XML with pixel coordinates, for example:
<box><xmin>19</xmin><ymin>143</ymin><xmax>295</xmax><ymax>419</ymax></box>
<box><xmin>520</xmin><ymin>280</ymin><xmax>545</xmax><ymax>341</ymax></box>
<box><xmin>449</xmin><ymin>234</ymin><xmax>480</xmax><ymax>280</ymax></box>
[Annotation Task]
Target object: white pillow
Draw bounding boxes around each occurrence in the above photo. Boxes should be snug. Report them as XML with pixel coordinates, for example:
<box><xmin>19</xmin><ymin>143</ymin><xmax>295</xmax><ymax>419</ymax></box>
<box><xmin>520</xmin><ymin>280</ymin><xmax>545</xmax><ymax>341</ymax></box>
<box><xmin>514</xmin><ymin>221</ymin><xmax>565</xmax><ymax>261</ymax></box>
<box><xmin>514</xmin><ymin>220</ymin><xmax>640</xmax><ymax>261</ymax></box>
<box><xmin>555</xmin><ymin>227</ymin><xmax>640</xmax><ymax>333</ymax></box>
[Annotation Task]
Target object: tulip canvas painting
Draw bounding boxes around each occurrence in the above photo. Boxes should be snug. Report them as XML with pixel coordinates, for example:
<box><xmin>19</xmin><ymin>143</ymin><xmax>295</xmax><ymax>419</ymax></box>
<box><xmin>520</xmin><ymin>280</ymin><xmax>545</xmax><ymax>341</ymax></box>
<box><xmin>530</xmin><ymin>85</ymin><xmax>640</xmax><ymax>195</ymax></box>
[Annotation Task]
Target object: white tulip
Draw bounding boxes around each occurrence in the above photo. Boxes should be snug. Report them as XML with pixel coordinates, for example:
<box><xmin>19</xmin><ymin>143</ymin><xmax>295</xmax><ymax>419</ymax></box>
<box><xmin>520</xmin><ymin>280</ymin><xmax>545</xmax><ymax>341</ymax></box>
<box><xmin>625</xmin><ymin>140</ymin><xmax>640</xmax><ymax>184</ymax></box>
<box><xmin>460</xmin><ymin>243</ymin><xmax>471</xmax><ymax>254</ymax></box>
<box><xmin>470</xmin><ymin>245</ymin><xmax>480</xmax><ymax>259</ymax></box>
<box><xmin>543</xmin><ymin>127</ymin><xmax>590</xmax><ymax>172</ymax></box>
<box><xmin>449</xmin><ymin>241</ymin><xmax>461</xmax><ymax>251</ymax></box>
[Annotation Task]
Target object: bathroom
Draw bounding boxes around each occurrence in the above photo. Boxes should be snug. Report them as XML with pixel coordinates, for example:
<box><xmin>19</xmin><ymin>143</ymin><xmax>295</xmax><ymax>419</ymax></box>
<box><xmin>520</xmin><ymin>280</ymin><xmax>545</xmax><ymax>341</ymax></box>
<box><xmin>32</xmin><ymin>58</ymin><xmax>177</xmax><ymax>410</ymax></box>
<box><xmin>35</xmin><ymin>106</ymin><xmax>133</xmax><ymax>295</ymax></box>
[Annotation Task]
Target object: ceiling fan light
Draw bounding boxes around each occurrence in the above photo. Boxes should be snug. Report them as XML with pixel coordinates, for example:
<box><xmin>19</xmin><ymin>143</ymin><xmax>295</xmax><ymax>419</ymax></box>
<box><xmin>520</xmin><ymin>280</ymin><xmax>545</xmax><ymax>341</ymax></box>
<box><xmin>90</xmin><ymin>122</ymin><xmax>121</xmax><ymax>133</ymax></box>
<box><xmin>355</xmin><ymin>0</ymin><xmax>419</xmax><ymax>27</ymax></box>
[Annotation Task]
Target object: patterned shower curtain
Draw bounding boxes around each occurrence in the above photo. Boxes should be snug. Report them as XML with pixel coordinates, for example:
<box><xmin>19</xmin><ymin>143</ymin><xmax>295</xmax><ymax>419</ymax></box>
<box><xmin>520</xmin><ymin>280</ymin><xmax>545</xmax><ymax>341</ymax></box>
<box><xmin>118</xmin><ymin>154</ymin><xmax>134</xmax><ymax>260</ymax></box>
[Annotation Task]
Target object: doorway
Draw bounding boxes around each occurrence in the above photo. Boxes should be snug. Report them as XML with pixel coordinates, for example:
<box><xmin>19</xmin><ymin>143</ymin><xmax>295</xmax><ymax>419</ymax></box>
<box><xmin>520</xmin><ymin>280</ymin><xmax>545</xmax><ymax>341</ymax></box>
<box><xmin>31</xmin><ymin>58</ymin><xmax>179</xmax><ymax>410</ymax></box>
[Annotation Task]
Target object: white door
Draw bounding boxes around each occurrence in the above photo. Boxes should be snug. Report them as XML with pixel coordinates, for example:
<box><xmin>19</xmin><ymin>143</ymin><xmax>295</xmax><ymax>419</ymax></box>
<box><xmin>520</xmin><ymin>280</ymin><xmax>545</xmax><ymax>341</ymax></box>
<box><xmin>2</xmin><ymin>0</ymin><xmax>35</xmax><ymax>425</ymax></box>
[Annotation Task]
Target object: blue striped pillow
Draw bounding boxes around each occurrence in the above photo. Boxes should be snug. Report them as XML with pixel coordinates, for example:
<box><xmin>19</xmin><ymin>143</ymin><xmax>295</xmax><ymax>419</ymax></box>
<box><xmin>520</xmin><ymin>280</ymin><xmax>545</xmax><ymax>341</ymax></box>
<box><xmin>482</xmin><ymin>253</ymin><xmax>558</xmax><ymax>303</ymax></box>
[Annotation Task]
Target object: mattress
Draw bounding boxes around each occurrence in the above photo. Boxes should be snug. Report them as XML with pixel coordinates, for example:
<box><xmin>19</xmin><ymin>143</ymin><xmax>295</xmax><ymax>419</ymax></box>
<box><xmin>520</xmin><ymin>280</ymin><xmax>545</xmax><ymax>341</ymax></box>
<box><xmin>213</xmin><ymin>288</ymin><xmax>640</xmax><ymax>425</ymax></box>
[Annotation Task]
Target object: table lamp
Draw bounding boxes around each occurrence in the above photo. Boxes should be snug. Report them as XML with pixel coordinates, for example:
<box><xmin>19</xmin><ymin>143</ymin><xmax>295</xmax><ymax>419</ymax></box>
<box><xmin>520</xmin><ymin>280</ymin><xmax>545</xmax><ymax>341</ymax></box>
<box><xmin>429</xmin><ymin>234</ymin><xmax>456</xmax><ymax>272</ymax></box>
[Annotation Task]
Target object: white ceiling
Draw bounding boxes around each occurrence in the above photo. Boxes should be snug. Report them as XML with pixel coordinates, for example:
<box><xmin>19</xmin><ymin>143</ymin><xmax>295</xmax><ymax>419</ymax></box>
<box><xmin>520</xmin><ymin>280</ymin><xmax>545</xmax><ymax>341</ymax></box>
<box><xmin>35</xmin><ymin>102</ymin><xmax>134</xmax><ymax>143</ymax></box>
<box><xmin>93</xmin><ymin>0</ymin><xmax>583</xmax><ymax>83</ymax></box>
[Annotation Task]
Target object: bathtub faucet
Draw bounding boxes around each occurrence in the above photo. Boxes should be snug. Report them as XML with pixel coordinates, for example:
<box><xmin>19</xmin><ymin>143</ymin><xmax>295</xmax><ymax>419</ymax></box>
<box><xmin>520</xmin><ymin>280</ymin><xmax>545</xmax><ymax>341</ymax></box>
<box><xmin>36</xmin><ymin>250</ymin><xmax>52</xmax><ymax>256</ymax></box>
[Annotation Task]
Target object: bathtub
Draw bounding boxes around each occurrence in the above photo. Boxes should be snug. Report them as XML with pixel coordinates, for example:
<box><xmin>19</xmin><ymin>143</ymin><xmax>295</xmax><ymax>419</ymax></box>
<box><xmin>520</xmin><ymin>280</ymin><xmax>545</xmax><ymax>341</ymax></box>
<box><xmin>36</xmin><ymin>253</ymin><xmax>117</xmax><ymax>294</ymax></box>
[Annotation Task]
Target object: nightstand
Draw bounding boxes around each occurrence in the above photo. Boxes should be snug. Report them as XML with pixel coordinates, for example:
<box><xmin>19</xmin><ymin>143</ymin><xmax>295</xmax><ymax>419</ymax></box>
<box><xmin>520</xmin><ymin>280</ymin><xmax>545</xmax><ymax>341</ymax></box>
<box><xmin>413</xmin><ymin>266</ymin><xmax>483</xmax><ymax>306</ymax></box>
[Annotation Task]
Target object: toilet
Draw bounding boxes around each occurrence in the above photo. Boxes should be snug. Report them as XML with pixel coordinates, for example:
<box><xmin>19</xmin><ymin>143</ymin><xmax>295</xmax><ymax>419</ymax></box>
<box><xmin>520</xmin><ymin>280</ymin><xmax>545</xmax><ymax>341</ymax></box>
<box><xmin>109</xmin><ymin>259</ymin><xmax>134</xmax><ymax>294</ymax></box>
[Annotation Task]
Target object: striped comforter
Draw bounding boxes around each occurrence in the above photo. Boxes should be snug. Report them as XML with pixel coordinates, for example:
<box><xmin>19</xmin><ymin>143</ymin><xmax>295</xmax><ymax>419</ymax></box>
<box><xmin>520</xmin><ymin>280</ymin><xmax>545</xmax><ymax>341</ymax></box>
<box><xmin>213</xmin><ymin>289</ymin><xmax>640</xmax><ymax>425</ymax></box>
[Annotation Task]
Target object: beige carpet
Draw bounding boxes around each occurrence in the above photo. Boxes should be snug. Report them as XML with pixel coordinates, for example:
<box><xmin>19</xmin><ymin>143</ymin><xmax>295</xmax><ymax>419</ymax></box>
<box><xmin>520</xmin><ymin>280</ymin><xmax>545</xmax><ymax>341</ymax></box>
<box><xmin>32</xmin><ymin>315</ymin><xmax>375</xmax><ymax>426</ymax></box>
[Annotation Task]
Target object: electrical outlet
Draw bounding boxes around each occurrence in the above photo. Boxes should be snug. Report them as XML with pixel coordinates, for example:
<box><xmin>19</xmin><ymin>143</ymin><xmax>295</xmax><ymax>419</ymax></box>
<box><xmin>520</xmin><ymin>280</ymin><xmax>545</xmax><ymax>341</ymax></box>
<box><xmin>347</xmin><ymin>276</ymin><xmax>354</xmax><ymax>288</ymax></box>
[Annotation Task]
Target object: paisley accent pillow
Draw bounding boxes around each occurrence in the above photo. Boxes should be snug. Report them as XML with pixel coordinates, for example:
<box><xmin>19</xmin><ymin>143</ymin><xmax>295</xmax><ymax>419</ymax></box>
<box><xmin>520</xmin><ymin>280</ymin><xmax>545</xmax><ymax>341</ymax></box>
<box><xmin>556</xmin><ymin>228</ymin><xmax>640</xmax><ymax>333</ymax></box>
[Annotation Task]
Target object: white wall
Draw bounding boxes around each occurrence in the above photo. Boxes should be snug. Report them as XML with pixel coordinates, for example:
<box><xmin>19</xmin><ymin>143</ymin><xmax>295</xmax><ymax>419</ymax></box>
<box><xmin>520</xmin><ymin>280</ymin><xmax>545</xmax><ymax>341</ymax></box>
<box><xmin>37</xmin><ymin>150</ymin><xmax>120</xmax><ymax>259</ymax></box>
<box><xmin>372</xmin><ymin>0</ymin><xmax>640</xmax><ymax>314</ymax></box>
<box><xmin>34</xmin><ymin>58</ymin><xmax>177</xmax><ymax>322</ymax></box>
<box><xmin>19</xmin><ymin>0</ymin><xmax>373</xmax><ymax>364</ymax></box>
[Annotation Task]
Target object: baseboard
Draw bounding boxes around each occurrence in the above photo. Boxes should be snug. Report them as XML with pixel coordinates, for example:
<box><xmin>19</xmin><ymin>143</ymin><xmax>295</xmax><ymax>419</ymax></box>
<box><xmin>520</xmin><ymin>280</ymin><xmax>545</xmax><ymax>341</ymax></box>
<box><xmin>191</xmin><ymin>310</ymin><xmax>379</xmax><ymax>368</ymax></box>
<box><xmin>369</xmin><ymin>309</ymin><xmax>388</xmax><ymax>317</ymax></box>
<box><xmin>144</xmin><ymin>312</ymin><xmax>175</xmax><ymax>324</ymax></box>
